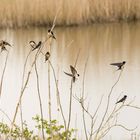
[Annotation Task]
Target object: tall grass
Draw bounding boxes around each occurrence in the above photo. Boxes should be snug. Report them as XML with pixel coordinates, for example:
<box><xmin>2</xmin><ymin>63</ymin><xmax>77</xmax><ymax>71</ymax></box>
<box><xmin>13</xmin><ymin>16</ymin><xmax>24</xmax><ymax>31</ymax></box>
<box><xmin>0</xmin><ymin>0</ymin><xmax>140</xmax><ymax>28</ymax></box>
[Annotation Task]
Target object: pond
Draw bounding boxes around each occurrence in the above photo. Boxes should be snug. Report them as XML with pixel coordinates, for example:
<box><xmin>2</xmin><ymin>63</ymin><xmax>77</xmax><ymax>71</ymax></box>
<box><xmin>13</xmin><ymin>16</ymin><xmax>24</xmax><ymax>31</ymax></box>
<box><xmin>0</xmin><ymin>22</ymin><xmax>140</xmax><ymax>140</ymax></box>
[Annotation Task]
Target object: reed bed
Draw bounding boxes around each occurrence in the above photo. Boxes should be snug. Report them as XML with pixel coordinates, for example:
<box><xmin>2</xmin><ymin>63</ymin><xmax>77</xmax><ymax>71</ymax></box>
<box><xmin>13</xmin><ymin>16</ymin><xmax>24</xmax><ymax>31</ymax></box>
<box><xmin>0</xmin><ymin>0</ymin><xmax>140</xmax><ymax>28</ymax></box>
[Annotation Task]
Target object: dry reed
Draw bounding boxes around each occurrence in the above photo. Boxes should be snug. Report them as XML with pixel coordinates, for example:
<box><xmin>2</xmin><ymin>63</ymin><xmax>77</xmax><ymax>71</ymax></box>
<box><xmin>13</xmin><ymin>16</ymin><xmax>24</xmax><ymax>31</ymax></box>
<box><xmin>34</xmin><ymin>61</ymin><xmax>45</xmax><ymax>140</ymax></box>
<box><xmin>0</xmin><ymin>51</ymin><xmax>9</xmax><ymax>98</ymax></box>
<box><xmin>0</xmin><ymin>0</ymin><xmax>140</xmax><ymax>28</ymax></box>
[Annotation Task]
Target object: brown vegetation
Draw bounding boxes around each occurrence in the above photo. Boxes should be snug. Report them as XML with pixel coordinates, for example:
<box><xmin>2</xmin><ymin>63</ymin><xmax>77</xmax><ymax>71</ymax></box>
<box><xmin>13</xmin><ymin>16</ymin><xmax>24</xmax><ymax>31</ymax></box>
<box><xmin>0</xmin><ymin>0</ymin><xmax>140</xmax><ymax>28</ymax></box>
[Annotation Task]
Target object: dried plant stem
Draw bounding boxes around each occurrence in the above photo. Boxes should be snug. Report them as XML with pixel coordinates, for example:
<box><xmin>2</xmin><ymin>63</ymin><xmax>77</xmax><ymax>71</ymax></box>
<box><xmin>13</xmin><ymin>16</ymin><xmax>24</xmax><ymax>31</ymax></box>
<box><xmin>0</xmin><ymin>108</ymin><xmax>12</xmax><ymax>123</ymax></box>
<box><xmin>49</xmin><ymin>60</ymin><xmax>66</xmax><ymax>130</ymax></box>
<box><xmin>81</xmin><ymin>54</ymin><xmax>89</xmax><ymax>140</ymax></box>
<box><xmin>91</xmin><ymin>98</ymin><xmax>140</xmax><ymax>139</ymax></box>
<box><xmin>46</xmin><ymin>9</ymin><xmax>59</xmax><ymax>122</ymax></box>
<box><xmin>48</xmin><ymin>64</ymin><xmax>52</xmax><ymax>122</ymax></box>
<box><xmin>48</xmin><ymin>42</ymin><xmax>52</xmax><ymax>122</ymax></box>
<box><xmin>35</xmin><ymin>61</ymin><xmax>45</xmax><ymax>140</ymax></box>
<box><xmin>95</xmin><ymin>69</ymin><xmax>123</xmax><ymax>139</ymax></box>
<box><xmin>67</xmin><ymin>49</ymin><xmax>80</xmax><ymax>132</ymax></box>
<box><xmin>20</xmin><ymin>49</ymin><xmax>32</xmax><ymax>139</ymax></box>
<box><xmin>67</xmin><ymin>79</ymin><xmax>73</xmax><ymax>132</ymax></box>
<box><xmin>19</xmin><ymin>103</ymin><xmax>23</xmax><ymax>140</ymax></box>
<box><xmin>0</xmin><ymin>51</ymin><xmax>9</xmax><ymax>98</ymax></box>
<box><xmin>100</xmin><ymin>124</ymin><xmax>137</xmax><ymax>139</ymax></box>
<box><xmin>11</xmin><ymin>46</ymin><xmax>43</xmax><ymax>132</ymax></box>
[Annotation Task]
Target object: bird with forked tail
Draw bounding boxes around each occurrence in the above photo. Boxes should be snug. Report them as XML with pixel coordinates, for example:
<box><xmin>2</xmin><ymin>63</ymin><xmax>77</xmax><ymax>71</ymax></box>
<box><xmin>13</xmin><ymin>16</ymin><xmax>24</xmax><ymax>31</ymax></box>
<box><xmin>110</xmin><ymin>61</ymin><xmax>126</xmax><ymax>70</ymax></box>
<box><xmin>29</xmin><ymin>41</ymin><xmax>36</xmax><ymax>48</ymax></box>
<box><xmin>0</xmin><ymin>40</ymin><xmax>12</xmax><ymax>52</ymax></box>
<box><xmin>45</xmin><ymin>52</ymin><xmax>50</xmax><ymax>62</ymax></box>
<box><xmin>64</xmin><ymin>65</ymin><xmax>80</xmax><ymax>83</ymax></box>
<box><xmin>32</xmin><ymin>41</ymin><xmax>42</xmax><ymax>51</ymax></box>
<box><xmin>116</xmin><ymin>95</ymin><xmax>127</xmax><ymax>104</ymax></box>
<box><xmin>48</xmin><ymin>29</ymin><xmax>56</xmax><ymax>40</ymax></box>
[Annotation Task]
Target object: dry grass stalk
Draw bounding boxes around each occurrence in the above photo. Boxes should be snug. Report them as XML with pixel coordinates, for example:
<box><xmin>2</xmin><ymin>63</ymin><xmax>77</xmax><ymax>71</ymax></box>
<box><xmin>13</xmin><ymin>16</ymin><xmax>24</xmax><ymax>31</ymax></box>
<box><xmin>35</xmin><ymin>61</ymin><xmax>45</xmax><ymax>140</ymax></box>
<box><xmin>67</xmin><ymin>49</ymin><xmax>81</xmax><ymax>132</ymax></box>
<box><xmin>49</xmin><ymin>60</ymin><xmax>67</xmax><ymax>130</ymax></box>
<box><xmin>0</xmin><ymin>51</ymin><xmax>9</xmax><ymax>98</ymax></box>
<box><xmin>10</xmin><ymin>40</ymin><xmax>47</xmax><ymax>135</ymax></box>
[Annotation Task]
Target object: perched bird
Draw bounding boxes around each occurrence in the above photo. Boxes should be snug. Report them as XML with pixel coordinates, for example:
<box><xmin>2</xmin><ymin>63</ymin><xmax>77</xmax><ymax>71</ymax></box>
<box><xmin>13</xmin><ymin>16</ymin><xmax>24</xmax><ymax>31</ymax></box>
<box><xmin>0</xmin><ymin>40</ymin><xmax>12</xmax><ymax>52</ymax></box>
<box><xmin>110</xmin><ymin>61</ymin><xmax>126</xmax><ymax>70</ymax></box>
<box><xmin>48</xmin><ymin>29</ymin><xmax>56</xmax><ymax>39</ymax></box>
<box><xmin>0</xmin><ymin>40</ymin><xmax>12</xmax><ymax>47</ymax></box>
<box><xmin>64</xmin><ymin>65</ymin><xmax>80</xmax><ymax>83</ymax></box>
<box><xmin>2</xmin><ymin>41</ymin><xmax>12</xmax><ymax>47</ymax></box>
<box><xmin>116</xmin><ymin>95</ymin><xmax>127</xmax><ymax>104</ymax></box>
<box><xmin>70</xmin><ymin>65</ymin><xmax>80</xmax><ymax>77</ymax></box>
<box><xmin>32</xmin><ymin>41</ymin><xmax>42</xmax><ymax>51</ymax></box>
<box><xmin>45</xmin><ymin>52</ymin><xmax>50</xmax><ymax>62</ymax></box>
<box><xmin>29</xmin><ymin>41</ymin><xmax>36</xmax><ymax>48</ymax></box>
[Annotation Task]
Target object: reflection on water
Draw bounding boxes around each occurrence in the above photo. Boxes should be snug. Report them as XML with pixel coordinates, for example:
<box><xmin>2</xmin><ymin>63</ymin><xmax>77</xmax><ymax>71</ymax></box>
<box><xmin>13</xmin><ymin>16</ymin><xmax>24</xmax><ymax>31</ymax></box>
<box><xmin>1</xmin><ymin>22</ymin><xmax>140</xmax><ymax>139</ymax></box>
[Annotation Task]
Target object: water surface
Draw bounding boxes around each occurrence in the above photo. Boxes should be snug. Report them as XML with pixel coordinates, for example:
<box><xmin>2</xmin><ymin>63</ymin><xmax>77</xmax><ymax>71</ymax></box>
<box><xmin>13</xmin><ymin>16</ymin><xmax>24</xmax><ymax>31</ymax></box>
<box><xmin>1</xmin><ymin>22</ymin><xmax>140</xmax><ymax>139</ymax></box>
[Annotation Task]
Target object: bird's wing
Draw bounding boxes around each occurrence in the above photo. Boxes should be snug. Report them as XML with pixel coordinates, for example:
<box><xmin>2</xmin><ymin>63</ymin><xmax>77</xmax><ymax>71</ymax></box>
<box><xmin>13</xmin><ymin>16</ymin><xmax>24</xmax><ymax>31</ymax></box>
<box><xmin>52</xmin><ymin>35</ymin><xmax>56</xmax><ymax>39</ymax></box>
<box><xmin>29</xmin><ymin>41</ymin><xmax>36</xmax><ymax>47</ymax></box>
<box><xmin>116</xmin><ymin>97</ymin><xmax>124</xmax><ymax>104</ymax></box>
<box><xmin>4</xmin><ymin>41</ymin><xmax>12</xmax><ymax>47</ymax></box>
<box><xmin>36</xmin><ymin>42</ymin><xmax>41</xmax><ymax>47</ymax></box>
<box><xmin>29</xmin><ymin>41</ymin><xmax>36</xmax><ymax>44</ymax></box>
<box><xmin>110</xmin><ymin>62</ymin><xmax>122</xmax><ymax>66</ymax></box>
<box><xmin>32</xmin><ymin>42</ymin><xmax>41</xmax><ymax>51</ymax></box>
<box><xmin>70</xmin><ymin>65</ymin><xmax>77</xmax><ymax>75</ymax></box>
<box><xmin>64</xmin><ymin>72</ymin><xmax>73</xmax><ymax>77</ymax></box>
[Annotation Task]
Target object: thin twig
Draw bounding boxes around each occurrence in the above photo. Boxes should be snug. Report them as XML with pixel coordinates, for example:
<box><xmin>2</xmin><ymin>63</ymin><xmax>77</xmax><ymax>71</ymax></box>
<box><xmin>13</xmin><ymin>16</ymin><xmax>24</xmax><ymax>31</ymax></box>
<box><xmin>49</xmin><ymin>60</ymin><xmax>67</xmax><ymax>130</ymax></box>
<box><xmin>0</xmin><ymin>51</ymin><xmax>9</xmax><ymax>98</ymax></box>
<box><xmin>81</xmin><ymin>53</ymin><xmax>89</xmax><ymax>140</ymax></box>
<box><xmin>67</xmin><ymin>49</ymin><xmax>80</xmax><ymax>132</ymax></box>
<box><xmin>11</xmin><ymin>41</ymin><xmax>46</xmax><ymax>132</ymax></box>
<box><xmin>50</xmin><ymin>7</ymin><xmax>61</xmax><ymax>32</ymax></box>
<box><xmin>89</xmin><ymin>96</ymin><xmax>103</xmax><ymax>140</ymax></box>
<box><xmin>48</xmin><ymin>48</ymin><xmax>52</xmax><ymax>122</ymax></box>
<box><xmin>95</xmin><ymin>69</ymin><xmax>123</xmax><ymax>139</ymax></box>
<box><xmin>0</xmin><ymin>108</ymin><xmax>12</xmax><ymax>123</ymax></box>
<box><xmin>100</xmin><ymin>124</ymin><xmax>137</xmax><ymax>139</ymax></box>
<box><xmin>20</xmin><ymin>49</ymin><xmax>32</xmax><ymax>139</ymax></box>
<box><xmin>35</xmin><ymin>61</ymin><xmax>45</xmax><ymax>140</ymax></box>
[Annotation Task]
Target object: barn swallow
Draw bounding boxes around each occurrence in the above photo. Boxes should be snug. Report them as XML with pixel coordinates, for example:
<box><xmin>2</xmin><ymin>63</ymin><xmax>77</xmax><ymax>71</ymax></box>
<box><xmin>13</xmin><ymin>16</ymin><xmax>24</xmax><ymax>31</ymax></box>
<box><xmin>48</xmin><ymin>29</ymin><xmax>56</xmax><ymax>39</ymax></box>
<box><xmin>45</xmin><ymin>52</ymin><xmax>50</xmax><ymax>62</ymax></box>
<box><xmin>0</xmin><ymin>40</ymin><xmax>12</xmax><ymax>47</ymax></box>
<box><xmin>64</xmin><ymin>65</ymin><xmax>80</xmax><ymax>83</ymax></box>
<box><xmin>70</xmin><ymin>65</ymin><xmax>80</xmax><ymax>77</ymax></box>
<box><xmin>0</xmin><ymin>40</ymin><xmax>11</xmax><ymax>52</ymax></box>
<box><xmin>29</xmin><ymin>40</ymin><xmax>36</xmax><ymax>48</ymax></box>
<box><xmin>110</xmin><ymin>61</ymin><xmax>126</xmax><ymax>70</ymax></box>
<box><xmin>32</xmin><ymin>41</ymin><xmax>42</xmax><ymax>51</ymax></box>
<box><xmin>2</xmin><ymin>41</ymin><xmax>12</xmax><ymax>47</ymax></box>
<box><xmin>116</xmin><ymin>95</ymin><xmax>127</xmax><ymax>104</ymax></box>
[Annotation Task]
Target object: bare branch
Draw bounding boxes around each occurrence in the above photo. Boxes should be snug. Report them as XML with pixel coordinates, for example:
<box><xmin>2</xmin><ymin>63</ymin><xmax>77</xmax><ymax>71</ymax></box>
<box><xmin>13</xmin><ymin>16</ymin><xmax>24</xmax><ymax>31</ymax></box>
<box><xmin>67</xmin><ymin>49</ymin><xmax>81</xmax><ymax>133</ymax></box>
<box><xmin>0</xmin><ymin>51</ymin><xmax>9</xmax><ymax>98</ymax></box>
<box><xmin>95</xmin><ymin>69</ymin><xmax>123</xmax><ymax>139</ymax></box>
<box><xmin>49</xmin><ymin>60</ymin><xmax>67</xmax><ymax>130</ymax></box>
<box><xmin>34</xmin><ymin>61</ymin><xmax>45</xmax><ymax>140</ymax></box>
